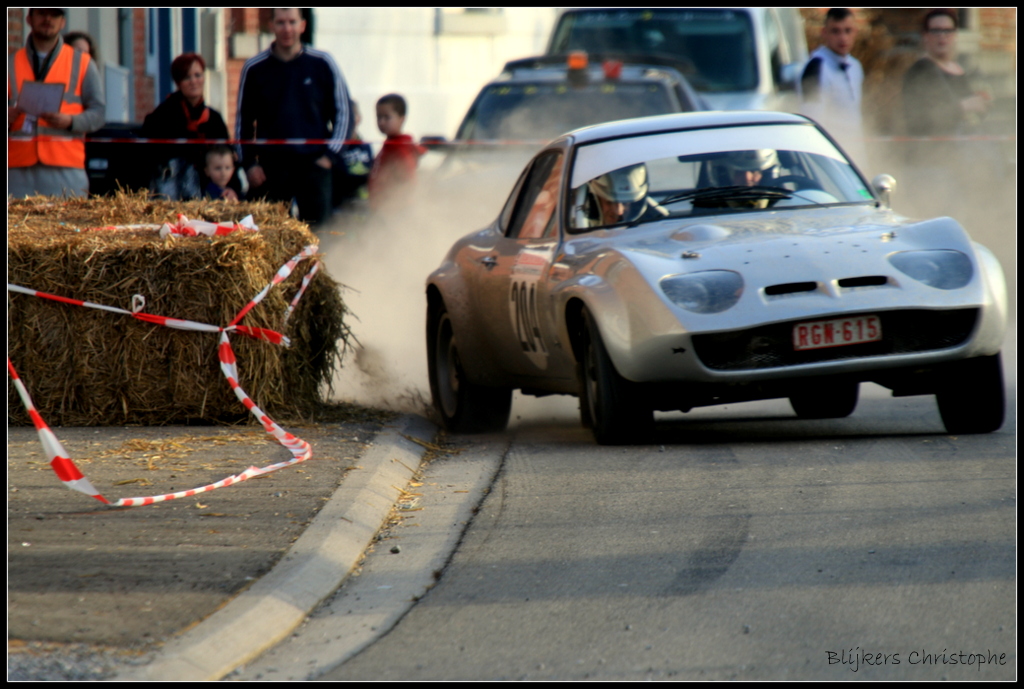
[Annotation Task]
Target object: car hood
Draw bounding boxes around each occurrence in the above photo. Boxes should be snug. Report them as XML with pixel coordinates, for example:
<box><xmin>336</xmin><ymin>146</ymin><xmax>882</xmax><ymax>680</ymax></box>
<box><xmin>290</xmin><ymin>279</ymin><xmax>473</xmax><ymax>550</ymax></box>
<box><xmin>562</xmin><ymin>205</ymin><xmax>984</xmax><ymax>327</ymax></box>
<box><xmin>582</xmin><ymin>206</ymin><xmax>971</xmax><ymax>259</ymax></box>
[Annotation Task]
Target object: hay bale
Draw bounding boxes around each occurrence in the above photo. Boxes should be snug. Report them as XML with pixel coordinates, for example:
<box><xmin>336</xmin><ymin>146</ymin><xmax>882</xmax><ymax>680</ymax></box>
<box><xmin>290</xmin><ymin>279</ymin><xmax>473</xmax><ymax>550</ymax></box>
<box><xmin>7</xmin><ymin>191</ymin><xmax>351</xmax><ymax>426</ymax></box>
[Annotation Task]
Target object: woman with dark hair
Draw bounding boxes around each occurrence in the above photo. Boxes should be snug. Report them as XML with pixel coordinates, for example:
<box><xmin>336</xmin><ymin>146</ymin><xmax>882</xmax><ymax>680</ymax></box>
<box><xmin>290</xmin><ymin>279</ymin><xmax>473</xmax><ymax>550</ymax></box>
<box><xmin>64</xmin><ymin>30</ymin><xmax>97</xmax><ymax>62</ymax></box>
<box><xmin>141</xmin><ymin>52</ymin><xmax>232</xmax><ymax>200</ymax></box>
<box><xmin>902</xmin><ymin>9</ymin><xmax>991</xmax><ymax>136</ymax></box>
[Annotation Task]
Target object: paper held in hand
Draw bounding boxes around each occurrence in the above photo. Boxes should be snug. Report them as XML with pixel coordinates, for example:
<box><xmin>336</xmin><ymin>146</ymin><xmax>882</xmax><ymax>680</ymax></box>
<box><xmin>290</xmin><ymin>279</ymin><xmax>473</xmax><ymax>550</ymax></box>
<box><xmin>17</xmin><ymin>81</ymin><xmax>64</xmax><ymax>116</ymax></box>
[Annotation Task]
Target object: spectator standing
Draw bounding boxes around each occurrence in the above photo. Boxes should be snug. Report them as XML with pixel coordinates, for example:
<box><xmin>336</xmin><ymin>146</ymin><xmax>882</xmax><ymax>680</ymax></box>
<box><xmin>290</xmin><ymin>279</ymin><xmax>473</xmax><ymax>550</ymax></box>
<box><xmin>8</xmin><ymin>8</ymin><xmax>105</xmax><ymax>198</ymax></box>
<box><xmin>901</xmin><ymin>9</ymin><xmax>993</xmax><ymax>222</ymax></box>
<box><xmin>63</xmin><ymin>31</ymin><xmax>98</xmax><ymax>63</ymax></box>
<box><xmin>141</xmin><ymin>53</ymin><xmax>231</xmax><ymax>200</ymax></box>
<box><xmin>368</xmin><ymin>93</ymin><xmax>425</xmax><ymax>211</ymax></box>
<box><xmin>798</xmin><ymin>8</ymin><xmax>866</xmax><ymax>168</ymax></box>
<box><xmin>902</xmin><ymin>9</ymin><xmax>991</xmax><ymax>137</ymax></box>
<box><xmin>235</xmin><ymin>7</ymin><xmax>351</xmax><ymax>229</ymax></box>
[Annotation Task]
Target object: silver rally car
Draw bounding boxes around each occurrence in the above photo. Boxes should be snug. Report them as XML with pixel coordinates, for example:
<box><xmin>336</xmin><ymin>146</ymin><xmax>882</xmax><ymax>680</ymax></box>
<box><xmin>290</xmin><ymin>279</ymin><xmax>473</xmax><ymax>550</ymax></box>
<box><xmin>426</xmin><ymin>111</ymin><xmax>1008</xmax><ymax>444</ymax></box>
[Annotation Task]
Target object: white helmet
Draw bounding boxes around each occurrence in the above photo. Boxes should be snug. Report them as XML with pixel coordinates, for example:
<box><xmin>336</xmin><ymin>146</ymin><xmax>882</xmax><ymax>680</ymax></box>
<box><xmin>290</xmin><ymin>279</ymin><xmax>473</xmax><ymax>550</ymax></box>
<box><xmin>589</xmin><ymin>163</ymin><xmax>649</xmax><ymax>203</ymax></box>
<box><xmin>712</xmin><ymin>149</ymin><xmax>779</xmax><ymax>186</ymax></box>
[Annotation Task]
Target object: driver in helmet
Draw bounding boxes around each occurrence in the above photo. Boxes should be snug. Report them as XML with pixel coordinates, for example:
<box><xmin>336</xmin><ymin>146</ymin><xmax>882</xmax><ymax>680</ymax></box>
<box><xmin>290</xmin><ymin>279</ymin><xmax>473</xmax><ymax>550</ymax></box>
<box><xmin>585</xmin><ymin>163</ymin><xmax>668</xmax><ymax>227</ymax></box>
<box><xmin>709</xmin><ymin>149</ymin><xmax>782</xmax><ymax>209</ymax></box>
<box><xmin>714</xmin><ymin>149</ymin><xmax>780</xmax><ymax>187</ymax></box>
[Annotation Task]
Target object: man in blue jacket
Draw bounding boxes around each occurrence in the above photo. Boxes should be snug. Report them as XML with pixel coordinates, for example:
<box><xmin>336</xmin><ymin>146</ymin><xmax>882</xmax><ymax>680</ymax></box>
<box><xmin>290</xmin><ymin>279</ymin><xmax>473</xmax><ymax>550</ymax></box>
<box><xmin>235</xmin><ymin>8</ymin><xmax>351</xmax><ymax>229</ymax></box>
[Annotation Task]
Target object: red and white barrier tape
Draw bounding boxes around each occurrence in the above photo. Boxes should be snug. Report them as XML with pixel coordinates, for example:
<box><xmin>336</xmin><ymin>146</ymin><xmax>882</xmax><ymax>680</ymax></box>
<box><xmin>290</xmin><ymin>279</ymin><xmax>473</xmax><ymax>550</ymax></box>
<box><xmin>228</xmin><ymin>244</ymin><xmax>318</xmax><ymax>328</ymax></box>
<box><xmin>284</xmin><ymin>261</ymin><xmax>321</xmax><ymax>326</ymax></box>
<box><xmin>160</xmin><ymin>213</ymin><xmax>258</xmax><ymax>238</ymax></box>
<box><xmin>8</xmin><ymin>219</ymin><xmax>325</xmax><ymax>508</ymax></box>
<box><xmin>8</xmin><ymin>359</ymin><xmax>110</xmax><ymax>504</ymax></box>
<box><xmin>6</xmin><ymin>134</ymin><xmax>1017</xmax><ymax>146</ymax></box>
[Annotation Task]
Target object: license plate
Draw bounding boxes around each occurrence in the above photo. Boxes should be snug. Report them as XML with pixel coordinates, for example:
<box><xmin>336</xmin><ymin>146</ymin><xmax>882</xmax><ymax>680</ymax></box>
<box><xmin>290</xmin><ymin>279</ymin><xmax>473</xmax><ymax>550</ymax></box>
<box><xmin>793</xmin><ymin>315</ymin><xmax>881</xmax><ymax>351</ymax></box>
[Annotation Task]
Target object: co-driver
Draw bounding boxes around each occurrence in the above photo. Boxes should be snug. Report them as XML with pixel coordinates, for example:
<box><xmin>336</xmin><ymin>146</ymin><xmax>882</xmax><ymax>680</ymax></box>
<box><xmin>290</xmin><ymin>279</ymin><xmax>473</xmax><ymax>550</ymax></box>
<box><xmin>582</xmin><ymin>163</ymin><xmax>669</xmax><ymax>227</ymax></box>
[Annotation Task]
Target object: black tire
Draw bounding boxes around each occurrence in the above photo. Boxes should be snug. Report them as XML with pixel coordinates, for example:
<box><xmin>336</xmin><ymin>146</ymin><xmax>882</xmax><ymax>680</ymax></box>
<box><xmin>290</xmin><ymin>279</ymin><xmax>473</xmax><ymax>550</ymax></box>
<box><xmin>789</xmin><ymin>382</ymin><xmax>859</xmax><ymax>419</ymax></box>
<box><xmin>427</xmin><ymin>301</ymin><xmax>512</xmax><ymax>433</ymax></box>
<box><xmin>575</xmin><ymin>361</ymin><xmax>593</xmax><ymax>429</ymax></box>
<box><xmin>936</xmin><ymin>353</ymin><xmax>1005</xmax><ymax>434</ymax></box>
<box><xmin>578</xmin><ymin>308</ymin><xmax>653</xmax><ymax>445</ymax></box>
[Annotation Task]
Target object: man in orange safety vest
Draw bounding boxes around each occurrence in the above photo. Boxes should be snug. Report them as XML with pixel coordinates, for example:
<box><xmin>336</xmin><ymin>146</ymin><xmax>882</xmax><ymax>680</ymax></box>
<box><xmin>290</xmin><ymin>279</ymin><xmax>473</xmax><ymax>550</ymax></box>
<box><xmin>8</xmin><ymin>8</ymin><xmax>105</xmax><ymax>198</ymax></box>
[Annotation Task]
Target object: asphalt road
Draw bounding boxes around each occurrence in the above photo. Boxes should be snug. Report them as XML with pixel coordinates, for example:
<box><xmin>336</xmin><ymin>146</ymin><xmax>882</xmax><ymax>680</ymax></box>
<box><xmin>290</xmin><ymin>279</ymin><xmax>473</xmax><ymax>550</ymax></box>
<box><xmin>309</xmin><ymin>335</ymin><xmax>1016</xmax><ymax>681</ymax></box>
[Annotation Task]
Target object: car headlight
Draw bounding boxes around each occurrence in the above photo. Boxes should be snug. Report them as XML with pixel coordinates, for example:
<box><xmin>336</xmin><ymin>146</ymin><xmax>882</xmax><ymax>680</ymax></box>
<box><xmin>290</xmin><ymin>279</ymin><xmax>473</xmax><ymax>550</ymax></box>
<box><xmin>660</xmin><ymin>270</ymin><xmax>743</xmax><ymax>314</ymax></box>
<box><xmin>888</xmin><ymin>250</ymin><xmax>973</xmax><ymax>290</ymax></box>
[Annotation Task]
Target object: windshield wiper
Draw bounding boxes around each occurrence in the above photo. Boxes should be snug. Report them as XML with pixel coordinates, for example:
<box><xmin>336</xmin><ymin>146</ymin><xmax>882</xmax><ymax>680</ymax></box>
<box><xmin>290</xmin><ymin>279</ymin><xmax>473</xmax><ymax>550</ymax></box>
<box><xmin>660</xmin><ymin>185</ymin><xmax>794</xmax><ymax>206</ymax></box>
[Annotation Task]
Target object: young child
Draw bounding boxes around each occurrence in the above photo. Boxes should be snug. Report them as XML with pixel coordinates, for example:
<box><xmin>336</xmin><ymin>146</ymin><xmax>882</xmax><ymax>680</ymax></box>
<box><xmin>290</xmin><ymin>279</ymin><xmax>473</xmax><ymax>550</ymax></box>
<box><xmin>202</xmin><ymin>145</ymin><xmax>241</xmax><ymax>201</ymax></box>
<box><xmin>367</xmin><ymin>94</ymin><xmax>425</xmax><ymax>210</ymax></box>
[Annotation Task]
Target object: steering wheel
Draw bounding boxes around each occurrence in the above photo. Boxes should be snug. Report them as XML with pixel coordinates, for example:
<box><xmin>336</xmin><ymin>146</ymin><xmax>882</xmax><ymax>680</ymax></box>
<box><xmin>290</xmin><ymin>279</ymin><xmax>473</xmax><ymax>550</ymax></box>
<box><xmin>773</xmin><ymin>175</ymin><xmax>823</xmax><ymax>191</ymax></box>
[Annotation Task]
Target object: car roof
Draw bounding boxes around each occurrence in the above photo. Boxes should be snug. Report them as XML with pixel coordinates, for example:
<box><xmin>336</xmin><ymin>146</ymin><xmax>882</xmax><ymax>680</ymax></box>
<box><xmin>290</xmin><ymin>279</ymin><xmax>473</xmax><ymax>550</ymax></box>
<box><xmin>561</xmin><ymin>110</ymin><xmax>812</xmax><ymax>145</ymax></box>
<box><xmin>496</xmin><ymin>56</ymin><xmax>687</xmax><ymax>87</ymax></box>
<box><xmin>557</xmin><ymin>7</ymin><xmax>763</xmax><ymax>18</ymax></box>
<box><xmin>485</xmin><ymin>54</ymin><xmax>708</xmax><ymax>115</ymax></box>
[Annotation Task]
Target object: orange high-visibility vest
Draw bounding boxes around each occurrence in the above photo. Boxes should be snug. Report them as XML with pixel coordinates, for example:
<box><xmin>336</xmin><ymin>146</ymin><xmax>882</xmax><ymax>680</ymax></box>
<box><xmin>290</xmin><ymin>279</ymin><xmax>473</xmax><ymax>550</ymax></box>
<box><xmin>8</xmin><ymin>43</ymin><xmax>90</xmax><ymax>169</ymax></box>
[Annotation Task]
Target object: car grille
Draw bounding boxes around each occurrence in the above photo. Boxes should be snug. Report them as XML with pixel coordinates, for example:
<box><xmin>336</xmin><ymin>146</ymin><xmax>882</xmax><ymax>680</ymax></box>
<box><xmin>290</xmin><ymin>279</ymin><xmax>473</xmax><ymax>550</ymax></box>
<box><xmin>691</xmin><ymin>308</ymin><xmax>979</xmax><ymax>371</ymax></box>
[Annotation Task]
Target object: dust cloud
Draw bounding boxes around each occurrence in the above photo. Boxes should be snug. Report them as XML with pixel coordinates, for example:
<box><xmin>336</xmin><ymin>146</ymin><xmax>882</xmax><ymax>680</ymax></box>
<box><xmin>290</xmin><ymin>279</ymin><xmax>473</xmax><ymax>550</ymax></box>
<box><xmin>316</xmin><ymin>155</ymin><xmax>521</xmax><ymax>417</ymax></box>
<box><xmin>861</xmin><ymin>134</ymin><xmax>1016</xmax><ymax>316</ymax></box>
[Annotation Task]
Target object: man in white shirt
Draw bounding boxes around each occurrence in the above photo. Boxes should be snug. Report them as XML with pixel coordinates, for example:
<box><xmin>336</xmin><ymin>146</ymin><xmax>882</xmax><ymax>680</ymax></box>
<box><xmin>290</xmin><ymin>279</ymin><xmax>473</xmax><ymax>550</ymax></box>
<box><xmin>799</xmin><ymin>8</ymin><xmax>867</xmax><ymax>169</ymax></box>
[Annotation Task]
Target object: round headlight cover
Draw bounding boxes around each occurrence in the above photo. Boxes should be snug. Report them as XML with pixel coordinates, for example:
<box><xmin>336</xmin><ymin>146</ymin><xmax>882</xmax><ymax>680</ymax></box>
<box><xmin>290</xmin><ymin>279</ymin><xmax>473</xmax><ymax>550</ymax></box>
<box><xmin>888</xmin><ymin>250</ymin><xmax>973</xmax><ymax>290</ymax></box>
<box><xmin>660</xmin><ymin>270</ymin><xmax>744</xmax><ymax>314</ymax></box>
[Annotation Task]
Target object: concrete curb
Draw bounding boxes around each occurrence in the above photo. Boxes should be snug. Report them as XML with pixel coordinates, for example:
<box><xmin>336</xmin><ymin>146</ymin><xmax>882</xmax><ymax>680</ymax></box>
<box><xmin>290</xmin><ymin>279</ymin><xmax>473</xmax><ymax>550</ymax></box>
<box><xmin>118</xmin><ymin>414</ymin><xmax>437</xmax><ymax>681</ymax></box>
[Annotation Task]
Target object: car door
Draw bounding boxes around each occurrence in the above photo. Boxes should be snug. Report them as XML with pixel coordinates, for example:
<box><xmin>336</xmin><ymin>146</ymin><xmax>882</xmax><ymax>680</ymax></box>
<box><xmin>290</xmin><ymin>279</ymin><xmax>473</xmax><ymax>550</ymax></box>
<box><xmin>474</xmin><ymin>149</ymin><xmax>565</xmax><ymax>379</ymax></box>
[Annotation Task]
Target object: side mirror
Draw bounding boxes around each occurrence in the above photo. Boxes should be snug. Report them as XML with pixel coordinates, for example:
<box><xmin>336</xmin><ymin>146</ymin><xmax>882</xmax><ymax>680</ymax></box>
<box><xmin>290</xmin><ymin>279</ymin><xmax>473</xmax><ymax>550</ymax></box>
<box><xmin>871</xmin><ymin>174</ymin><xmax>897</xmax><ymax>208</ymax></box>
<box><xmin>777</xmin><ymin>62</ymin><xmax>801</xmax><ymax>92</ymax></box>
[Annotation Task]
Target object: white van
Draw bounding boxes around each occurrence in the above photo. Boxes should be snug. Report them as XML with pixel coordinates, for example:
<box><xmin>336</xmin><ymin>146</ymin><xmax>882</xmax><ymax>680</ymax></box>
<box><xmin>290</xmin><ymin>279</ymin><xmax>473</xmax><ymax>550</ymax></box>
<box><xmin>546</xmin><ymin>8</ymin><xmax>808</xmax><ymax>112</ymax></box>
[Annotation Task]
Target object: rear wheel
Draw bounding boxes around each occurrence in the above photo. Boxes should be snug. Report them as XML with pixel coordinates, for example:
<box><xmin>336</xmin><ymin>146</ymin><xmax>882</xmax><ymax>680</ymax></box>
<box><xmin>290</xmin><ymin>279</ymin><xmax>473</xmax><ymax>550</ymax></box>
<box><xmin>789</xmin><ymin>381</ymin><xmax>859</xmax><ymax>419</ymax></box>
<box><xmin>427</xmin><ymin>301</ymin><xmax>511</xmax><ymax>433</ymax></box>
<box><xmin>936</xmin><ymin>353</ymin><xmax>1005</xmax><ymax>434</ymax></box>
<box><xmin>578</xmin><ymin>309</ymin><xmax>653</xmax><ymax>445</ymax></box>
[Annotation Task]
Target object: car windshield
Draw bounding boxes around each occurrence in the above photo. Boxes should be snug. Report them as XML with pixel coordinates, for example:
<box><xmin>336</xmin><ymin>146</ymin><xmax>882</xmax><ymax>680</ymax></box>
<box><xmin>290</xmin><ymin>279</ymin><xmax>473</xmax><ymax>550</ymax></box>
<box><xmin>550</xmin><ymin>9</ymin><xmax>758</xmax><ymax>93</ymax></box>
<box><xmin>458</xmin><ymin>81</ymin><xmax>676</xmax><ymax>141</ymax></box>
<box><xmin>568</xmin><ymin>123</ymin><xmax>874</xmax><ymax>232</ymax></box>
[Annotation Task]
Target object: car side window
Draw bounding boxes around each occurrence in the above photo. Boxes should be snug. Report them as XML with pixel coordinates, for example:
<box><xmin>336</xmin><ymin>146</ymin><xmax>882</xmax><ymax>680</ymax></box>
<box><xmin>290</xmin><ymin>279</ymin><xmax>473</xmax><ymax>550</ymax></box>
<box><xmin>507</xmin><ymin>151</ymin><xmax>564</xmax><ymax>240</ymax></box>
<box><xmin>498</xmin><ymin>167</ymin><xmax>531</xmax><ymax>234</ymax></box>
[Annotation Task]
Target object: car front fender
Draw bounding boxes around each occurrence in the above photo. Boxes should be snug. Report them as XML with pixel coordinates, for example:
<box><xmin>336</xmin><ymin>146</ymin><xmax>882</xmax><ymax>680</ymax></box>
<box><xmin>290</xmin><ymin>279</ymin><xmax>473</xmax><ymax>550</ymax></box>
<box><xmin>552</xmin><ymin>257</ymin><xmax>686</xmax><ymax>383</ymax></box>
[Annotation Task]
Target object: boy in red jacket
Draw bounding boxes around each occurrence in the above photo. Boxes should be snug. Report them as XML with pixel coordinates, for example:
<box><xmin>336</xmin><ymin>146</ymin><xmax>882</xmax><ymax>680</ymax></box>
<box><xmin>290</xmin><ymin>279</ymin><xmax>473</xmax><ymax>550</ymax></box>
<box><xmin>368</xmin><ymin>93</ymin><xmax>425</xmax><ymax>210</ymax></box>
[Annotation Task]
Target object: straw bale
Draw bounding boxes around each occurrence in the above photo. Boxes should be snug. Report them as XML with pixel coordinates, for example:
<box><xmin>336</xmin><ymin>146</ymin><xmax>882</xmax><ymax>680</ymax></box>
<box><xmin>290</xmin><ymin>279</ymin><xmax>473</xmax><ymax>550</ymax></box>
<box><xmin>7</xmin><ymin>191</ymin><xmax>351</xmax><ymax>426</ymax></box>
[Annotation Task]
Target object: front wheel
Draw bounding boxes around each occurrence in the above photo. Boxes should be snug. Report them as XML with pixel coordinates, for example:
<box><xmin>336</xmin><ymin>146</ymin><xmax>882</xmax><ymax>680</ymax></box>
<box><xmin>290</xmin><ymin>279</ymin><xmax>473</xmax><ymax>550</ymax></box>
<box><xmin>578</xmin><ymin>308</ymin><xmax>653</xmax><ymax>445</ymax></box>
<box><xmin>427</xmin><ymin>301</ymin><xmax>511</xmax><ymax>433</ymax></box>
<box><xmin>935</xmin><ymin>353</ymin><xmax>1005</xmax><ymax>434</ymax></box>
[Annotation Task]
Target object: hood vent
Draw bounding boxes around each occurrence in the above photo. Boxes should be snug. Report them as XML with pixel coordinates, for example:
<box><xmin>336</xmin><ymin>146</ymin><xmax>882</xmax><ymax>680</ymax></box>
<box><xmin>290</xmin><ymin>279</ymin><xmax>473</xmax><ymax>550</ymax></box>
<box><xmin>838</xmin><ymin>275</ymin><xmax>889</xmax><ymax>290</ymax></box>
<box><xmin>765</xmin><ymin>281</ymin><xmax>817</xmax><ymax>296</ymax></box>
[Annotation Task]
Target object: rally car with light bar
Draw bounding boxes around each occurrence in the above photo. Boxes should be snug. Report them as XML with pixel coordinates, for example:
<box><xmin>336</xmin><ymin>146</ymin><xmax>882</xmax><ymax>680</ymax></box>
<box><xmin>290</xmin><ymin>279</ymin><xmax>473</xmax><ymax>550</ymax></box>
<box><xmin>425</xmin><ymin>111</ymin><xmax>1008</xmax><ymax>444</ymax></box>
<box><xmin>424</xmin><ymin>51</ymin><xmax>706</xmax><ymax>170</ymax></box>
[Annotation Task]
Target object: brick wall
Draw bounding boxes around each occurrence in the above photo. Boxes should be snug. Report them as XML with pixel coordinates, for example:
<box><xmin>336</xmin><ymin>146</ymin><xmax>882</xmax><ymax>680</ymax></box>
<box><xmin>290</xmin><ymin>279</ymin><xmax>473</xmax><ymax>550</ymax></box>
<box><xmin>223</xmin><ymin>8</ymin><xmax>264</xmax><ymax>131</ymax></box>
<box><xmin>133</xmin><ymin>8</ymin><xmax>155</xmax><ymax>121</ymax></box>
<box><xmin>978</xmin><ymin>8</ymin><xmax>1017</xmax><ymax>54</ymax></box>
<box><xmin>9</xmin><ymin>7</ymin><xmax>24</xmax><ymax>54</ymax></box>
